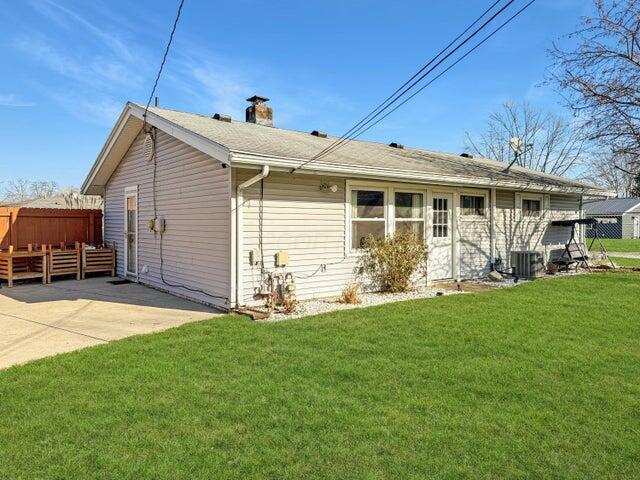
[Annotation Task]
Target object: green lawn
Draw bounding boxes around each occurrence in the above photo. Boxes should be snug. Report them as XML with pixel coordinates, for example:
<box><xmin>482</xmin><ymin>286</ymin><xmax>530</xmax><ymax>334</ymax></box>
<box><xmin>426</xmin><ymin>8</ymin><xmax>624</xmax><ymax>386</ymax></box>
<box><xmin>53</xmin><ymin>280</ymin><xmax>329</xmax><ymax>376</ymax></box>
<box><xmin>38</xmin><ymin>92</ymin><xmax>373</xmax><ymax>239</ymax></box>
<box><xmin>610</xmin><ymin>256</ymin><xmax>640</xmax><ymax>268</ymax></box>
<box><xmin>592</xmin><ymin>238</ymin><xmax>640</xmax><ymax>252</ymax></box>
<box><xmin>1</xmin><ymin>274</ymin><xmax>639</xmax><ymax>479</ymax></box>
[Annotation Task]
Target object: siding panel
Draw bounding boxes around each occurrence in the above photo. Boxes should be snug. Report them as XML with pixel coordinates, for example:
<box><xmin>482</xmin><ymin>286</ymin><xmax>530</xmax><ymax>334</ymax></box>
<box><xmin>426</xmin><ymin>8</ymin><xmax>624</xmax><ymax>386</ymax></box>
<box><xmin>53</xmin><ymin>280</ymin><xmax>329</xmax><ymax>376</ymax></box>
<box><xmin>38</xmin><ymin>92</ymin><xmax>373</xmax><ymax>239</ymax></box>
<box><xmin>237</xmin><ymin>172</ymin><xmax>579</xmax><ymax>305</ymax></box>
<box><xmin>494</xmin><ymin>190</ymin><xmax>580</xmax><ymax>268</ymax></box>
<box><xmin>104</xmin><ymin>130</ymin><xmax>230</xmax><ymax>309</ymax></box>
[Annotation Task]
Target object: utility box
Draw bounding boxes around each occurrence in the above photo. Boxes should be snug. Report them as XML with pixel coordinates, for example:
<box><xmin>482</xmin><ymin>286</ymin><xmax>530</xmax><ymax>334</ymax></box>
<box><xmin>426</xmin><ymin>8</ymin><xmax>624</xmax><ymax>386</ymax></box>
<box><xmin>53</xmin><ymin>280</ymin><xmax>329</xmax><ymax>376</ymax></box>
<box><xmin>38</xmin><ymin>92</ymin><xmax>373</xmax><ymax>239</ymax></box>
<box><xmin>275</xmin><ymin>250</ymin><xmax>288</xmax><ymax>267</ymax></box>
<box><xmin>155</xmin><ymin>217</ymin><xmax>166</xmax><ymax>234</ymax></box>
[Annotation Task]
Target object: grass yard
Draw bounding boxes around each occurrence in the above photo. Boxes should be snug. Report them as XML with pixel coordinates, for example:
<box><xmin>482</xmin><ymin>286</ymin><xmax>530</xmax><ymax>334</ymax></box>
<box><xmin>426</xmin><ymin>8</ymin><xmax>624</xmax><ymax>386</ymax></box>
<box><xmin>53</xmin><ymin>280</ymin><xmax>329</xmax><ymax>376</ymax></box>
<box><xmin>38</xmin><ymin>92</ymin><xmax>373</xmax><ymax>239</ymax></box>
<box><xmin>592</xmin><ymin>238</ymin><xmax>640</xmax><ymax>252</ymax></box>
<box><xmin>610</xmin><ymin>256</ymin><xmax>640</xmax><ymax>268</ymax></box>
<box><xmin>1</xmin><ymin>273</ymin><xmax>639</xmax><ymax>479</ymax></box>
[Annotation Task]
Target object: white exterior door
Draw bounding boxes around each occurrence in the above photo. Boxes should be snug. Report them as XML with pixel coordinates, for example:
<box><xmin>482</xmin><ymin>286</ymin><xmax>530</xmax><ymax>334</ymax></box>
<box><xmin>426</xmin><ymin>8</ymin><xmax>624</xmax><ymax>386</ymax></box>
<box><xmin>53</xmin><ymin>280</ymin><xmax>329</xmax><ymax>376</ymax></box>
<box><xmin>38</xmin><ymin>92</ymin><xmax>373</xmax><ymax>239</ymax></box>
<box><xmin>634</xmin><ymin>216</ymin><xmax>639</xmax><ymax>238</ymax></box>
<box><xmin>429</xmin><ymin>193</ymin><xmax>453</xmax><ymax>280</ymax></box>
<box><xmin>124</xmin><ymin>187</ymin><xmax>138</xmax><ymax>277</ymax></box>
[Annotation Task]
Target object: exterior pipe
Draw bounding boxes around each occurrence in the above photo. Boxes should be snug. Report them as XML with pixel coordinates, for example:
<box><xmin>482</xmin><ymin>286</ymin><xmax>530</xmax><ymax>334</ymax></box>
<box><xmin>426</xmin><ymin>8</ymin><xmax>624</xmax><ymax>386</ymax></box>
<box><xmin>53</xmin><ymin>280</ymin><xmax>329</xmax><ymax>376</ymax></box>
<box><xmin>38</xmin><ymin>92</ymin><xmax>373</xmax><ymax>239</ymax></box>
<box><xmin>490</xmin><ymin>187</ymin><xmax>497</xmax><ymax>267</ymax></box>
<box><xmin>235</xmin><ymin>165</ymin><xmax>269</xmax><ymax>307</ymax></box>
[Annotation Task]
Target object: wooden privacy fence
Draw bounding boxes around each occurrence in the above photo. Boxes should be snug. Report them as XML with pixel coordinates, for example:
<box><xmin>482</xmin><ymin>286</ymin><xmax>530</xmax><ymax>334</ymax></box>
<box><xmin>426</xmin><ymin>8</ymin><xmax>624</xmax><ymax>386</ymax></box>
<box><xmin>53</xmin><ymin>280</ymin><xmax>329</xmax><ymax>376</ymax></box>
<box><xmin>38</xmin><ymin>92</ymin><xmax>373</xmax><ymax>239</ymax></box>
<box><xmin>0</xmin><ymin>208</ymin><xmax>102</xmax><ymax>250</ymax></box>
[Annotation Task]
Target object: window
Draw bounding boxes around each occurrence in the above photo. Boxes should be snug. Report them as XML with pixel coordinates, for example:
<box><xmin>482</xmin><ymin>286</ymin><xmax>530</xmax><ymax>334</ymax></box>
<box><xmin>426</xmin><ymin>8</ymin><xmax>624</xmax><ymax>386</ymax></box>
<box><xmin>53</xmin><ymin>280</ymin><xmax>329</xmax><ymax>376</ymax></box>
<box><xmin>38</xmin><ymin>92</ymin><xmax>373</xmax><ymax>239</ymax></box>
<box><xmin>395</xmin><ymin>192</ymin><xmax>424</xmax><ymax>241</ymax></box>
<box><xmin>432</xmin><ymin>197</ymin><xmax>449</xmax><ymax>238</ymax></box>
<box><xmin>523</xmin><ymin>198</ymin><xmax>541</xmax><ymax>217</ymax></box>
<box><xmin>461</xmin><ymin>195</ymin><xmax>485</xmax><ymax>216</ymax></box>
<box><xmin>351</xmin><ymin>190</ymin><xmax>385</xmax><ymax>249</ymax></box>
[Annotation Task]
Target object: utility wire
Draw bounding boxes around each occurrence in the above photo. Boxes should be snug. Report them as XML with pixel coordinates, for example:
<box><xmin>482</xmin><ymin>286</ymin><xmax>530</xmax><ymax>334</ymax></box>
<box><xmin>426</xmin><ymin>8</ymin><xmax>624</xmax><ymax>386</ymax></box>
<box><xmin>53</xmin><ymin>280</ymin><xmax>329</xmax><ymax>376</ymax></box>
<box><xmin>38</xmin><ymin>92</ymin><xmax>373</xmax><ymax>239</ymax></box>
<box><xmin>142</xmin><ymin>0</ymin><xmax>185</xmax><ymax>123</ymax></box>
<box><xmin>293</xmin><ymin>0</ymin><xmax>503</xmax><ymax>169</ymax></box>
<box><xmin>139</xmin><ymin>0</ymin><xmax>228</xmax><ymax>304</ymax></box>
<box><xmin>291</xmin><ymin>0</ymin><xmax>518</xmax><ymax>172</ymax></box>
<box><xmin>305</xmin><ymin>0</ymin><xmax>515</xmax><ymax>166</ymax></box>
<box><xmin>339</xmin><ymin>0</ymin><xmax>537</xmax><ymax>145</ymax></box>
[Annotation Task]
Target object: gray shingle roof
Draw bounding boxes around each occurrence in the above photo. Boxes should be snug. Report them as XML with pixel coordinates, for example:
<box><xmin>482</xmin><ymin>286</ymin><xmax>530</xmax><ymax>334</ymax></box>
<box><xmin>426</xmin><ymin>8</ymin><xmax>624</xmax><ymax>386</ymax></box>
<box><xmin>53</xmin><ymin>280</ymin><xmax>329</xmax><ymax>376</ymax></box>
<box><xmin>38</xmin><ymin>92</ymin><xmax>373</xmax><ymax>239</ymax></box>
<box><xmin>584</xmin><ymin>197</ymin><xmax>640</xmax><ymax>215</ymax></box>
<box><xmin>143</xmin><ymin>105</ymin><xmax>601</xmax><ymax>193</ymax></box>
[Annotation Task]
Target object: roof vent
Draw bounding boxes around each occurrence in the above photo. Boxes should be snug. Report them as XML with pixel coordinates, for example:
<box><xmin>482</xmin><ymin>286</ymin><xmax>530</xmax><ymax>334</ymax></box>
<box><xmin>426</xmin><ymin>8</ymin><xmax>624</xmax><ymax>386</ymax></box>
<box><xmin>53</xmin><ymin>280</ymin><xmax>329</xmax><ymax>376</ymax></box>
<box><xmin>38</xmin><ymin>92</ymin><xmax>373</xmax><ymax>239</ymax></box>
<box><xmin>311</xmin><ymin>130</ymin><xmax>327</xmax><ymax>138</ymax></box>
<box><xmin>213</xmin><ymin>113</ymin><xmax>231</xmax><ymax>123</ymax></box>
<box><xmin>389</xmin><ymin>142</ymin><xmax>404</xmax><ymax>149</ymax></box>
<box><xmin>460</xmin><ymin>152</ymin><xmax>474</xmax><ymax>158</ymax></box>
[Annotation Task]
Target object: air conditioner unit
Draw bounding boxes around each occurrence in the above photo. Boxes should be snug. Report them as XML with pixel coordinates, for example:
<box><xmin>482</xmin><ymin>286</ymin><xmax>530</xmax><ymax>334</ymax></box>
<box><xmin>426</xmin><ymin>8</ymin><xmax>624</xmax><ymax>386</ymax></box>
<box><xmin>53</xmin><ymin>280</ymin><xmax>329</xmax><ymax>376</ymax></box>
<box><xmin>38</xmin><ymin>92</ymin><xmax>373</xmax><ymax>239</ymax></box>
<box><xmin>510</xmin><ymin>251</ymin><xmax>545</xmax><ymax>278</ymax></box>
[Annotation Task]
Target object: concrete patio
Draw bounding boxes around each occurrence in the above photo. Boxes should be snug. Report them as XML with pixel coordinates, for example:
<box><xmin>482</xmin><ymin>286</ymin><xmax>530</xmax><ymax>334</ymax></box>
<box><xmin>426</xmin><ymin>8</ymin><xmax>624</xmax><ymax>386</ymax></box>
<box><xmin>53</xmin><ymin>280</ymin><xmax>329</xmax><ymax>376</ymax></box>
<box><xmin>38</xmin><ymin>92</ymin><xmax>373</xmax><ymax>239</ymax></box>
<box><xmin>0</xmin><ymin>277</ymin><xmax>221</xmax><ymax>369</ymax></box>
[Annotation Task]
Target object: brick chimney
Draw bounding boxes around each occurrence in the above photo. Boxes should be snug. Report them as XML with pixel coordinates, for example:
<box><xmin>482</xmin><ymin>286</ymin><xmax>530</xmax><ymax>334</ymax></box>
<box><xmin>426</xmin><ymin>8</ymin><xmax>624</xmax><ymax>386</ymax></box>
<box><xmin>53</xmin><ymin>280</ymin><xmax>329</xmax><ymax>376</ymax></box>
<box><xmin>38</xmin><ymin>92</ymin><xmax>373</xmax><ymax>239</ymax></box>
<box><xmin>245</xmin><ymin>95</ymin><xmax>273</xmax><ymax>127</ymax></box>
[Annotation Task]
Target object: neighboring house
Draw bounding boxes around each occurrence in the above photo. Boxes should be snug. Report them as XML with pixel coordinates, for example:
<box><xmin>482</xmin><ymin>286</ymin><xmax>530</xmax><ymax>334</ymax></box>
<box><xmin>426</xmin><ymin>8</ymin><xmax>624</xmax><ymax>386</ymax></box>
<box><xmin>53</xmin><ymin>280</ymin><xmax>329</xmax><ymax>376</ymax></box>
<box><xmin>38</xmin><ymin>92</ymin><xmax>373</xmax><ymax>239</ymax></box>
<box><xmin>1</xmin><ymin>193</ymin><xmax>103</xmax><ymax>209</ymax></box>
<box><xmin>82</xmin><ymin>97</ymin><xmax>605</xmax><ymax>310</ymax></box>
<box><xmin>584</xmin><ymin>198</ymin><xmax>640</xmax><ymax>239</ymax></box>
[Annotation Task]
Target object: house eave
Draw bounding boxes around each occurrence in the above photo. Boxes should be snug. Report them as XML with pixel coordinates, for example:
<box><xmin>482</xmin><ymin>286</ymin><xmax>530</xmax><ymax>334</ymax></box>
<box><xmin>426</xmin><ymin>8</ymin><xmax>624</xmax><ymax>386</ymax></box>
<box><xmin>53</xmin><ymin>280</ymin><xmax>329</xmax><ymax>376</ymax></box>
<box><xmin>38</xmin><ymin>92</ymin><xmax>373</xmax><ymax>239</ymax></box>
<box><xmin>229</xmin><ymin>151</ymin><xmax>607</xmax><ymax>196</ymax></box>
<box><xmin>81</xmin><ymin>103</ymin><xmax>231</xmax><ymax>195</ymax></box>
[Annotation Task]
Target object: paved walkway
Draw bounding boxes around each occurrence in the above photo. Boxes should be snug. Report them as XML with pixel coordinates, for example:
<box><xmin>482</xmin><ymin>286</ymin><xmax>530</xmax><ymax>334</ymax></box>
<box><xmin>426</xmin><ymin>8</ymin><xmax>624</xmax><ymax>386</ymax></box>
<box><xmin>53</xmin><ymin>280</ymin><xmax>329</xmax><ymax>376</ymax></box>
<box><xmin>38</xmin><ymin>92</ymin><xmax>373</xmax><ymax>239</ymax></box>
<box><xmin>606</xmin><ymin>252</ymin><xmax>640</xmax><ymax>258</ymax></box>
<box><xmin>0</xmin><ymin>277</ymin><xmax>221</xmax><ymax>369</ymax></box>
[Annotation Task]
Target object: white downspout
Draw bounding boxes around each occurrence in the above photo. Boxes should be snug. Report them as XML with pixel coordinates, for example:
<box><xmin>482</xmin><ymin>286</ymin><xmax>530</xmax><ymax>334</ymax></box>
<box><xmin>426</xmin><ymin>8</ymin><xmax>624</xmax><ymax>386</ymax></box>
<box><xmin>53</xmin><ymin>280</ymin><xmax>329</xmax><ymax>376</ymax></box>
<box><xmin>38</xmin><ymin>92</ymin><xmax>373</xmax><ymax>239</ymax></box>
<box><xmin>490</xmin><ymin>187</ymin><xmax>496</xmax><ymax>268</ymax></box>
<box><xmin>236</xmin><ymin>165</ymin><xmax>269</xmax><ymax>307</ymax></box>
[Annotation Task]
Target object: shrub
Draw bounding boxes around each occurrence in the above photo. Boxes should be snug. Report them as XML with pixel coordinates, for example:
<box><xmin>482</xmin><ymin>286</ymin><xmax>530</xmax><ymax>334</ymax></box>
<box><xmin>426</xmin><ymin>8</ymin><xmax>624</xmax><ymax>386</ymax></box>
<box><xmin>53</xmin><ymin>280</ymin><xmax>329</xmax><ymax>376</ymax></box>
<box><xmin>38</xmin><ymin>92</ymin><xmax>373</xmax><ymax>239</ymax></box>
<box><xmin>339</xmin><ymin>283</ymin><xmax>362</xmax><ymax>304</ymax></box>
<box><xmin>281</xmin><ymin>294</ymin><xmax>298</xmax><ymax>314</ymax></box>
<box><xmin>360</xmin><ymin>230</ymin><xmax>428</xmax><ymax>293</ymax></box>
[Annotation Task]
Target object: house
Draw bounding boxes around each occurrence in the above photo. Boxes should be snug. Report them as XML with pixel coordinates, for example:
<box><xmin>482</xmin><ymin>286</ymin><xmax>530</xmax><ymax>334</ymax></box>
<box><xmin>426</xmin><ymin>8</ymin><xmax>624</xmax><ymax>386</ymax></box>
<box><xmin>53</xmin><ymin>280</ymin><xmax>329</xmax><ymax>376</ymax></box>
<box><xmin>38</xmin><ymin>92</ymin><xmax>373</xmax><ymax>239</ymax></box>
<box><xmin>81</xmin><ymin>97</ymin><xmax>605</xmax><ymax>311</ymax></box>
<box><xmin>584</xmin><ymin>198</ymin><xmax>640</xmax><ymax>239</ymax></box>
<box><xmin>1</xmin><ymin>193</ymin><xmax>103</xmax><ymax>209</ymax></box>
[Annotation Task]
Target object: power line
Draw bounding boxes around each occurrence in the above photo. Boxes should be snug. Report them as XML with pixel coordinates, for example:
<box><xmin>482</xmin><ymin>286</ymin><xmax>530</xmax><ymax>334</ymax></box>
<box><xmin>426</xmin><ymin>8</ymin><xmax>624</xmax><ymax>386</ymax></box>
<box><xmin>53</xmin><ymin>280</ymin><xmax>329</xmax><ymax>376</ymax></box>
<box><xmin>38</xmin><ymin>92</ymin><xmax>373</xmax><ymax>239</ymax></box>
<box><xmin>143</xmin><ymin>0</ymin><xmax>185</xmax><ymax>122</ymax></box>
<box><xmin>337</xmin><ymin>0</ymin><xmax>537</xmax><ymax>146</ymax></box>
<box><xmin>292</xmin><ymin>0</ymin><xmax>517</xmax><ymax>172</ymax></box>
<box><xmin>294</xmin><ymin>0</ymin><xmax>504</xmax><ymax>169</ymax></box>
<box><xmin>291</xmin><ymin>0</ymin><xmax>529</xmax><ymax>173</ymax></box>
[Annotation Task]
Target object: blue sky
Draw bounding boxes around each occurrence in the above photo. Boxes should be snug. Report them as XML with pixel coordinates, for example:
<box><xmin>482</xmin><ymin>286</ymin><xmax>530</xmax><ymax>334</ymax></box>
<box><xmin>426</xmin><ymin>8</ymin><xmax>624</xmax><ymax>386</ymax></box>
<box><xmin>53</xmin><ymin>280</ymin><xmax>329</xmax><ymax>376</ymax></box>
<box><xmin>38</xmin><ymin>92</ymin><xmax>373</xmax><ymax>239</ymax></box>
<box><xmin>0</xmin><ymin>0</ymin><xmax>591</xmax><ymax>188</ymax></box>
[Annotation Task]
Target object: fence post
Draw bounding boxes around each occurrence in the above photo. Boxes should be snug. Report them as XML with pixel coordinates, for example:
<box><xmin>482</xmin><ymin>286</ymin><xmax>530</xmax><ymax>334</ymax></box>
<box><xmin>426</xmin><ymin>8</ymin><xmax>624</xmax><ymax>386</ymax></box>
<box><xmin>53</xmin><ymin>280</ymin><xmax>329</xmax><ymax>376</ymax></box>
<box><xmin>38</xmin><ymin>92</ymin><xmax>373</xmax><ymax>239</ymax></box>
<box><xmin>89</xmin><ymin>212</ymin><xmax>95</xmax><ymax>245</ymax></box>
<box><xmin>9</xmin><ymin>210</ymin><xmax>17</xmax><ymax>247</ymax></box>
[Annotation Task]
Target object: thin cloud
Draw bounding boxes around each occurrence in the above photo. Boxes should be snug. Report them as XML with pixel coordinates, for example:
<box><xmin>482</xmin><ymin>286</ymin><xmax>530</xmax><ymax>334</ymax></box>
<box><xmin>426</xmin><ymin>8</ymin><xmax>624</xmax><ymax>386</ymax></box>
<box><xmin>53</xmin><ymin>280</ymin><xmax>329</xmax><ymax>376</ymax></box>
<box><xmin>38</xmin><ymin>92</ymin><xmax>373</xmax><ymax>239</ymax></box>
<box><xmin>0</xmin><ymin>94</ymin><xmax>35</xmax><ymax>107</ymax></box>
<box><xmin>0</xmin><ymin>93</ymin><xmax>35</xmax><ymax>107</ymax></box>
<box><xmin>12</xmin><ymin>35</ymin><xmax>143</xmax><ymax>90</ymax></box>
<box><xmin>28</xmin><ymin>0</ymin><xmax>136</xmax><ymax>64</ymax></box>
<box><xmin>51</xmin><ymin>92</ymin><xmax>123</xmax><ymax>126</ymax></box>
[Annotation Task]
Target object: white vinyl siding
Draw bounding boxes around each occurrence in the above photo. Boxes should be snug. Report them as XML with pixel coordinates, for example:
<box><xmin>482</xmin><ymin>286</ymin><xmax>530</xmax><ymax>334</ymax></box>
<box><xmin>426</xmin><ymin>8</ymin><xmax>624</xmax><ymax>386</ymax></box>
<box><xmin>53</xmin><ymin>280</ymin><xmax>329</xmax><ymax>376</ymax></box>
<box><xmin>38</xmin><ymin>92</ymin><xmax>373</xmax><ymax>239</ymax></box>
<box><xmin>622</xmin><ymin>209</ymin><xmax>640</xmax><ymax>238</ymax></box>
<box><xmin>237</xmin><ymin>172</ymin><xmax>584</xmax><ymax>304</ymax></box>
<box><xmin>104</xmin><ymin>130</ymin><xmax>231</xmax><ymax>309</ymax></box>
<box><xmin>495</xmin><ymin>190</ymin><xmax>581</xmax><ymax>268</ymax></box>
<box><xmin>236</xmin><ymin>170</ymin><xmax>357</xmax><ymax>304</ymax></box>
<box><xmin>457</xmin><ymin>189</ymin><xmax>491</xmax><ymax>278</ymax></box>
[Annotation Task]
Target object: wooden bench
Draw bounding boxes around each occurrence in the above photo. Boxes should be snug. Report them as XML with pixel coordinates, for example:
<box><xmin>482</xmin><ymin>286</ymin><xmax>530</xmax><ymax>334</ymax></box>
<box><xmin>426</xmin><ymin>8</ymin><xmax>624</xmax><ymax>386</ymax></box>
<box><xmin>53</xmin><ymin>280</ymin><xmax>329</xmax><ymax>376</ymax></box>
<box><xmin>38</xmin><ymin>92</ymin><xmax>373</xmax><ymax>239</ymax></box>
<box><xmin>0</xmin><ymin>245</ymin><xmax>48</xmax><ymax>287</ymax></box>
<box><xmin>81</xmin><ymin>243</ymin><xmax>116</xmax><ymax>279</ymax></box>
<box><xmin>47</xmin><ymin>242</ymin><xmax>81</xmax><ymax>282</ymax></box>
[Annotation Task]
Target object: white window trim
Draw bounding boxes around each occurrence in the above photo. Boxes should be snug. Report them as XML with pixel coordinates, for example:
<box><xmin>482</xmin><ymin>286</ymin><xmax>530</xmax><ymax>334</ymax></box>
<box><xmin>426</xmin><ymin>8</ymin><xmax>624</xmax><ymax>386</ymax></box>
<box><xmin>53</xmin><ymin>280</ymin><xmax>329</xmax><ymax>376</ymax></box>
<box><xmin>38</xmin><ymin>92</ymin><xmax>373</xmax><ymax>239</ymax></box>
<box><xmin>345</xmin><ymin>181</ymin><xmax>428</xmax><ymax>255</ymax></box>
<box><xmin>124</xmin><ymin>185</ymin><xmax>139</xmax><ymax>279</ymax></box>
<box><xmin>346</xmin><ymin>185</ymin><xmax>388</xmax><ymax>255</ymax></box>
<box><xmin>459</xmin><ymin>191</ymin><xmax>488</xmax><ymax>219</ymax></box>
<box><xmin>392</xmin><ymin>188</ymin><xmax>426</xmax><ymax>238</ymax></box>
<box><xmin>521</xmin><ymin>193</ymin><xmax>544</xmax><ymax>219</ymax></box>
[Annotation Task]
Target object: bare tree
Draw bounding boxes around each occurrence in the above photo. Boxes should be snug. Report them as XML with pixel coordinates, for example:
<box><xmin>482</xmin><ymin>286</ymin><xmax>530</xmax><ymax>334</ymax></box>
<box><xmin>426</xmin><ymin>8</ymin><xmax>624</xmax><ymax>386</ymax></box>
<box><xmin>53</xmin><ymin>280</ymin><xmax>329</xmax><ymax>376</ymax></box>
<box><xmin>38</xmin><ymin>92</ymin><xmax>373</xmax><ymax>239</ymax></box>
<box><xmin>549</xmin><ymin>0</ymin><xmax>640</xmax><ymax>166</ymax></box>
<box><xmin>465</xmin><ymin>102</ymin><xmax>586</xmax><ymax>176</ymax></box>
<box><xmin>584</xmin><ymin>152</ymin><xmax>637</xmax><ymax>195</ymax></box>
<box><xmin>3</xmin><ymin>178</ymin><xmax>32</xmax><ymax>203</ymax></box>
<box><xmin>30</xmin><ymin>180</ymin><xmax>59</xmax><ymax>199</ymax></box>
<box><xmin>2</xmin><ymin>178</ymin><xmax>60</xmax><ymax>203</ymax></box>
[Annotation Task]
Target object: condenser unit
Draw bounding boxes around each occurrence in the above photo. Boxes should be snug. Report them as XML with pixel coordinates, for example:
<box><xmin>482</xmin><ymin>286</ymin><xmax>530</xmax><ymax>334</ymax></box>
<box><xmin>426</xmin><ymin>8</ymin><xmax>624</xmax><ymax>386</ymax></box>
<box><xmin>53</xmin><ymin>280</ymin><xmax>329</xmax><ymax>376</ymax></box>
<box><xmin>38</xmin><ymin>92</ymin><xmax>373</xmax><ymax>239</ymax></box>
<box><xmin>510</xmin><ymin>251</ymin><xmax>545</xmax><ymax>278</ymax></box>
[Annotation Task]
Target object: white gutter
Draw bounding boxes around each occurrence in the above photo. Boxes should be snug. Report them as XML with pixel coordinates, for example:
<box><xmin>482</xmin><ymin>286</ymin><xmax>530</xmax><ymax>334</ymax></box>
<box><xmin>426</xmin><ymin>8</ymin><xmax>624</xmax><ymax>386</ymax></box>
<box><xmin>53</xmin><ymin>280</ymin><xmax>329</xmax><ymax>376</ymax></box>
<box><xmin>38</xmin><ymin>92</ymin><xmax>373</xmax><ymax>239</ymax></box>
<box><xmin>230</xmin><ymin>152</ymin><xmax>610</xmax><ymax>197</ymax></box>
<box><xmin>235</xmin><ymin>165</ymin><xmax>269</xmax><ymax>307</ymax></box>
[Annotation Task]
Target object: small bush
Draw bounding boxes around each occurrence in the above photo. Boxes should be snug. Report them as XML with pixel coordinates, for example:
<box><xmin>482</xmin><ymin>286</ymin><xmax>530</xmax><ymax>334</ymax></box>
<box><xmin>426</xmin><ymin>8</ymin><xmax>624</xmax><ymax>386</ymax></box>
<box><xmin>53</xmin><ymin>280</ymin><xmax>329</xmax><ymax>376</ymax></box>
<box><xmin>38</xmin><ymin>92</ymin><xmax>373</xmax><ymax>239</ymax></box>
<box><xmin>360</xmin><ymin>230</ymin><xmax>428</xmax><ymax>293</ymax></box>
<box><xmin>339</xmin><ymin>283</ymin><xmax>362</xmax><ymax>304</ymax></box>
<box><xmin>281</xmin><ymin>294</ymin><xmax>298</xmax><ymax>314</ymax></box>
